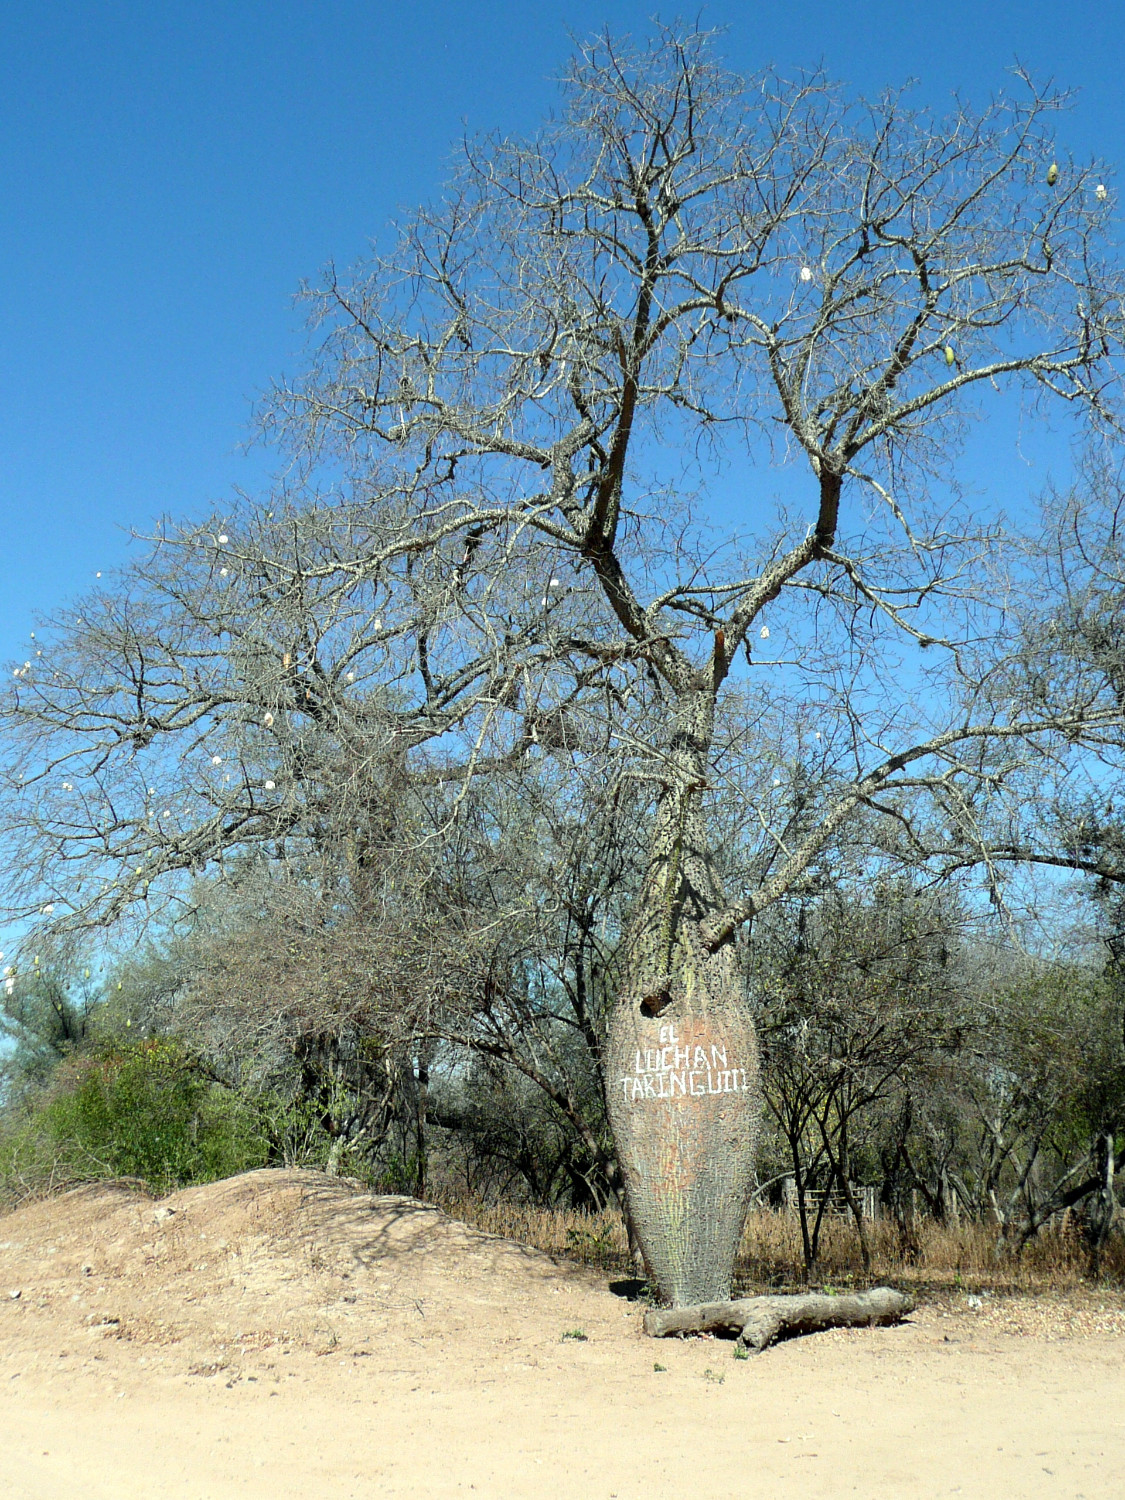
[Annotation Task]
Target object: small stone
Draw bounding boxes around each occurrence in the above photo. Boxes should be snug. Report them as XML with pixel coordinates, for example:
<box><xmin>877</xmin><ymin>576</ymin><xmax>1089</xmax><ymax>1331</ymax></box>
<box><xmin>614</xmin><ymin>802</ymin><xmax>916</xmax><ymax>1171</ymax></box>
<box><xmin>8</xmin><ymin>1289</ymin><xmax>21</xmax><ymax>1300</ymax></box>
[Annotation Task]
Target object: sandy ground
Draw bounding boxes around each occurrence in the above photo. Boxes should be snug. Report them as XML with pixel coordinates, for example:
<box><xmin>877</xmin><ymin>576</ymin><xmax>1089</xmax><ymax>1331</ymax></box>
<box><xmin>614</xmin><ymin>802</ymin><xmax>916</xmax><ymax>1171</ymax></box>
<box><xmin>0</xmin><ymin>1169</ymin><xmax>1122</xmax><ymax>1498</ymax></box>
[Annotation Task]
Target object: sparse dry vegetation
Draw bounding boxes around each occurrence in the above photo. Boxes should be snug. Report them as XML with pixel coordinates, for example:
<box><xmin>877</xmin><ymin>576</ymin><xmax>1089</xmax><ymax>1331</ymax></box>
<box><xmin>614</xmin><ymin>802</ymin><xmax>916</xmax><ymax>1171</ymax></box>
<box><xmin>435</xmin><ymin>1197</ymin><xmax>1125</xmax><ymax>1293</ymax></box>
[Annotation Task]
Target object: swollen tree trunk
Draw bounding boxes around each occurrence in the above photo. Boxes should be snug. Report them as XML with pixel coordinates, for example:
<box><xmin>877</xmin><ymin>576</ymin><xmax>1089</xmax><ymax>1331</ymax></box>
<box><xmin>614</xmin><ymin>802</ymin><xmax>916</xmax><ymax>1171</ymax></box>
<box><xmin>605</xmin><ymin>687</ymin><xmax>762</xmax><ymax>1306</ymax></box>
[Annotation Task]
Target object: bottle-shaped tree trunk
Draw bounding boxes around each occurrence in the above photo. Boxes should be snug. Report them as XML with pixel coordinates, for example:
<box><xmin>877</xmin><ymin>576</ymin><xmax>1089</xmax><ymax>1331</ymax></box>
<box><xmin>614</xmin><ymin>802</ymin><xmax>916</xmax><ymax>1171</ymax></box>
<box><xmin>605</xmin><ymin>688</ymin><xmax>761</xmax><ymax>1306</ymax></box>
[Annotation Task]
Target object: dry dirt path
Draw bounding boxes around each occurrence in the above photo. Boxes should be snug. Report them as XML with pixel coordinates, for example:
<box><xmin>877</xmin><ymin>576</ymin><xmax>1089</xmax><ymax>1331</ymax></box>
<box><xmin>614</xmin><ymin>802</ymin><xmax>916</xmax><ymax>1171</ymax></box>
<box><xmin>0</xmin><ymin>1169</ymin><xmax>1121</xmax><ymax>1498</ymax></box>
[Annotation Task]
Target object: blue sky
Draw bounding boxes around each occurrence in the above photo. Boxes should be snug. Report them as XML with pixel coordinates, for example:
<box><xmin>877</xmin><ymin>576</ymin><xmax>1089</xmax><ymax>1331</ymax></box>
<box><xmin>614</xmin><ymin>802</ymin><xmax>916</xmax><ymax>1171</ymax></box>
<box><xmin>1</xmin><ymin>0</ymin><xmax>1122</xmax><ymax>661</ymax></box>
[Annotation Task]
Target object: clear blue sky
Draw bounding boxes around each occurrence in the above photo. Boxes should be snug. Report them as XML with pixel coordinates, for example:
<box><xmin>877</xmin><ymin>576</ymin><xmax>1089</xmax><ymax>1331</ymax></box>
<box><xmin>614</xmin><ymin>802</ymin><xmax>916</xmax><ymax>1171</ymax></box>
<box><xmin>1</xmin><ymin>0</ymin><xmax>1122</xmax><ymax>660</ymax></box>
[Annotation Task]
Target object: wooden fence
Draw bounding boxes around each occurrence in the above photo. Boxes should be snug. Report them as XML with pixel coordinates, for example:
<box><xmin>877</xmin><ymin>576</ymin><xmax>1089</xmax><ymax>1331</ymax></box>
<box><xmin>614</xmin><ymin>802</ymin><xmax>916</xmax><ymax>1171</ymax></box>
<box><xmin>780</xmin><ymin>1179</ymin><xmax>879</xmax><ymax>1221</ymax></box>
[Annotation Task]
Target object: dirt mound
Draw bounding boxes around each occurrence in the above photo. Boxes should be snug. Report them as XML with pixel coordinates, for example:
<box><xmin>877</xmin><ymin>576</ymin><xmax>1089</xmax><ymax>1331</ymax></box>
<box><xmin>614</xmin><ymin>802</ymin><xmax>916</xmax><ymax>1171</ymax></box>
<box><xmin>0</xmin><ymin>1168</ymin><xmax>603</xmax><ymax>1363</ymax></box>
<box><xmin>164</xmin><ymin>1167</ymin><xmax>591</xmax><ymax>1284</ymax></box>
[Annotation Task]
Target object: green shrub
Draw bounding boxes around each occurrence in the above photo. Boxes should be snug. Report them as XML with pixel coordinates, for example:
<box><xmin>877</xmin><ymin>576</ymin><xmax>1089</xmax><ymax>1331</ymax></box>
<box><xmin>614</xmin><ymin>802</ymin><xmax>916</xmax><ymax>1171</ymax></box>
<box><xmin>37</xmin><ymin>1038</ymin><xmax>270</xmax><ymax>1194</ymax></box>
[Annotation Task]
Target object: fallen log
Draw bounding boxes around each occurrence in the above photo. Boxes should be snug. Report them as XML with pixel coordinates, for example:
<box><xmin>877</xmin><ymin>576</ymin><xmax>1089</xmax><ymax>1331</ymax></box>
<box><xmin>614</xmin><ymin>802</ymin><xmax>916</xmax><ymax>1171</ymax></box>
<box><xmin>643</xmin><ymin>1286</ymin><xmax>915</xmax><ymax>1355</ymax></box>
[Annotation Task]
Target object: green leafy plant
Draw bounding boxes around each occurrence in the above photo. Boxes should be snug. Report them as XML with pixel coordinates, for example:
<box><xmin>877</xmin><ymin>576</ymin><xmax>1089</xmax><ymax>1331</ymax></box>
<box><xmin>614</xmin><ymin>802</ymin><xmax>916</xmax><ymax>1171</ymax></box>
<box><xmin>565</xmin><ymin>1221</ymin><xmax>619</xmax><ymax>1266</ymax></box>
<box><xmin>40</xmin><ymin>1039</ymin><xmax>268</xmax><ymax>1193</ymax></box>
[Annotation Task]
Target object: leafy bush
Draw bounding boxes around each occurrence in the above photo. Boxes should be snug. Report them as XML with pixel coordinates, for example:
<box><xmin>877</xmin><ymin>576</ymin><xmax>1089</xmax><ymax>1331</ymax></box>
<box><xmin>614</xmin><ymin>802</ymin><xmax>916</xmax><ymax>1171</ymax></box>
<box><xmin>34</xmin><ymin>1038</ymin><xmax>270</xmax><ymax>1194</ymax></box>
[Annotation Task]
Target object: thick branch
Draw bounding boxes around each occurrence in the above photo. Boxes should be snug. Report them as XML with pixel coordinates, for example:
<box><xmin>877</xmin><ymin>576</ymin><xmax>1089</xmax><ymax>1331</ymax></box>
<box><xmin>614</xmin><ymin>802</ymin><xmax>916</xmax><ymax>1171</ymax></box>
<box><xmin>644</xmin><ymin>1287</ymin><xmax>915</xmax><ymax>1353</ymax></box>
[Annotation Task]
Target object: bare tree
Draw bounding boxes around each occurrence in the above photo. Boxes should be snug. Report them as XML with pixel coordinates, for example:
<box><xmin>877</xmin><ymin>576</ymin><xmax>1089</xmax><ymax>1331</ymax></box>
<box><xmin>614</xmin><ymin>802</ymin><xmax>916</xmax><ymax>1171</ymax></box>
<box><xmin>755</xmin><ymin>883</ymin><xmax>966</xmax><ymax>1276</ymax></box>
<box><xmin>3</xmin><ymin>25</ymin><xmax>1124</xmax><ymax>1303</ymax></box>
<box><xmin>941</xmin><ymin>958</ymin><xmax>1124</xmax><ymax>1260</ymax></box>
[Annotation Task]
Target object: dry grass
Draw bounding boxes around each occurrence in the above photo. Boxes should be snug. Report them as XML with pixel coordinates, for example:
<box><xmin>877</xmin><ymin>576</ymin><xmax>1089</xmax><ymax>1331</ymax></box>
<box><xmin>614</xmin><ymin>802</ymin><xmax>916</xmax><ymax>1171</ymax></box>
<box><xmin>431</xmin><ymin>1195</ymin><xmax>1125</xmax><ymax>1294</ymax></box>
<box><xmin>433</xmin><ymin>1198</ymin><xmax>633</xmax><ymax>1273</ymax></box>
<box><xmin>733</xmin><ymin>1207</ymin><xmax>1125</xmax><ymax>1293</ymax></box>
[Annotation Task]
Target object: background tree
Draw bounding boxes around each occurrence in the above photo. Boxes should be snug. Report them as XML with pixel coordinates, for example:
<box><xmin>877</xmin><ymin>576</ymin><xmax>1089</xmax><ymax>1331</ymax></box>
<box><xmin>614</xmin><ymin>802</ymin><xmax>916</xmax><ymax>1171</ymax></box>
<box><xmin>1</xmin><ymin>952</ymin><xmax>101</xmax><ymax>1094</ymax></box>
<box><xmin>940</xmin><ymin>957</ymin><xmax>1125</xmax><ymax>1263</ymax></box>
<box><xmin>755</xmin><ymin>882</ymin><xmax>966</xmax><ymax>1275</ymax></box>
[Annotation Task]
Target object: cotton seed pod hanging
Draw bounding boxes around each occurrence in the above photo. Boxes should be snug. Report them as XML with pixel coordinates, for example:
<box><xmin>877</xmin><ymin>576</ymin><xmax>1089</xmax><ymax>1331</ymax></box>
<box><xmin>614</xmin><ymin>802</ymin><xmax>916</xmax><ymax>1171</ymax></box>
<box><xmin>1047</xmin><ymin>162</ymin><xmax>1059</xmax><ymax>186</ymax></box>
<box><xmin>944</xmin><ymin>345</ymin><xmax>956</xmax><ymax>366</ymax></box>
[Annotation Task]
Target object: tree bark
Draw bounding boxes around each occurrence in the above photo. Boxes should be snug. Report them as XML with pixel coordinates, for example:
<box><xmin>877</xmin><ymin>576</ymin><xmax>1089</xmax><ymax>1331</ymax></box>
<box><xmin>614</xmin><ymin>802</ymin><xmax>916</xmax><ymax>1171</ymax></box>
<box><xmin>606</xmin><ymin>685</ymin><xmax>762</xmax><ymax>1307</ymax></box>
<box><xmin>643</xmin><ymin>1286</ymin><xmax>915</xmax><ymax>1354</ymax></box>
<box><xmin>414</xmin><ymin>1050</ymin><xmax>430</xmax><ymax>1200</ymax></box>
